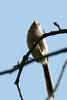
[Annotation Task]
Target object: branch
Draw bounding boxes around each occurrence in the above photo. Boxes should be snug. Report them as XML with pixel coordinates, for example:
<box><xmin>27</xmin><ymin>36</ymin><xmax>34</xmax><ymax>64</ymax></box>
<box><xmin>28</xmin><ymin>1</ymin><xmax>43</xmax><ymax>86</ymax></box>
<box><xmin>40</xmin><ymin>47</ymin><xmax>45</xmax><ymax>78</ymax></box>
<box><xmin>25</xmin><ymin>29</ymin><xmax>67</xmax><ymax>58</ymax></box>
<box><xmin>0</xmin><ymin>29</ymin><xmax>67</xmax><ymax>100</ymax></box>
<box><xmin>16</xmin><ymin>84</ymin><xmax>24</xmax><ymax>100</ymax></box>
<box><xmin>54</xmin><ymin>22</ymin><xmax>61</xmax><ymax>30</ymax></box>
<box><xmin>0</xmin><ymin>29</ymin><xmax>67</xmax><ymax>75</ymax></box>
<box><xmin>0</xmin><ymin>47</ymin><xmax>67</xmax><ymax>75</ymax></box>
<box><xmin>26</xmin><ymin>47</ymin><xmax>67</xmax><ymax>65</ymax></box>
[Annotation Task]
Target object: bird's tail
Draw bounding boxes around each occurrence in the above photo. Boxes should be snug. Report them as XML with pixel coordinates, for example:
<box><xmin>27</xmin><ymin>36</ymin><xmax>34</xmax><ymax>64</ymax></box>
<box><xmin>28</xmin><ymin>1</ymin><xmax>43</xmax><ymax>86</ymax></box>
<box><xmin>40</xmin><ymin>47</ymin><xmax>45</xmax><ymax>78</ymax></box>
<box><xmin>42</xmin><ymin>63</ymin><xmax>54</xmax><ymax>99</ymax></box>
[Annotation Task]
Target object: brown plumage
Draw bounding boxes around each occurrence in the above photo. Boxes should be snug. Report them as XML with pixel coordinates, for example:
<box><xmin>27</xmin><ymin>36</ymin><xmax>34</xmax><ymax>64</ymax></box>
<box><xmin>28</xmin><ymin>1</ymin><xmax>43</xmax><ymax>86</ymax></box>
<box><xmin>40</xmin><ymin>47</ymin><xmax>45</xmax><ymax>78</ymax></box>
<box><xmin>27</xmin><ymin>21</ymin><xmax>54</xmax><ymax>99</ymax></box>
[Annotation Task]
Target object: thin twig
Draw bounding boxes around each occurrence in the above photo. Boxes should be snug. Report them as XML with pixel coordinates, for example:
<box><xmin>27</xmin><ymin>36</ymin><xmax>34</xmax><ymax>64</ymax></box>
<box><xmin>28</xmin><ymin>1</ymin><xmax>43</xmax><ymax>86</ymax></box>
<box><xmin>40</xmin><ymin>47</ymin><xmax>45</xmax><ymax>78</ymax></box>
<box><xmin>0</xmin><ymin>29</ymin><xmax>67</xmax><ymax>76</ymax></box>
<box><xmin>16</xmin><ymin>83</ymin><xmax>24</xmax><ymax>100</ymax></box>
<box><xmin>0</xmin><ymin>47</ymin><xmax>67</xmax><ymax>75</ymax></box>
<box><xmin>25</xmin><ymin>29</ymin><xmax>67</xmax><ymax>58</ymax></box>
<box><xmin>54</xmin><ymin>60</ymin><xmax>67</xmax><ymax>92</ymax></box>
<box><xmin>25</xmin><ymin>47</ymin><xmax>67</xmax><ymax>67</ymax></box>
<box><xmin>14</xmin><ymin>57</ymin><xmax>26</xmax><ymax>85</ymax></box>
<box><xmin>0</xmin><ymin>29</ymin><xmax>67</xmax><ymax>100</ymax></box>
<box><xmin>54</xmin><ymin>22</ymin><xmax>61</xmax><ymax>30</ymax></box>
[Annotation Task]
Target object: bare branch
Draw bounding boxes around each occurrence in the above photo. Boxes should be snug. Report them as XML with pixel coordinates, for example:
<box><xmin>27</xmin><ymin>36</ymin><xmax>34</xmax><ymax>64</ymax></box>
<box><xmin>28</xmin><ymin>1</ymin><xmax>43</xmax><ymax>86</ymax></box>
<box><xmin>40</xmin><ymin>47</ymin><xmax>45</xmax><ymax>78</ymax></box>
<box><xmin>0</xmin><ymin>29</ymin><xmax>66</xmax><ymax>75</ymax></box>
<box><xmin>16</xmin><ymin>84</ymin><xmax>24</xmax><ymax>100</ymax></box>
<box><xmin>54</xmin><ymin>22</ymin><xmax>61</xmax><ymax>30</ymax></box>
<box><xmin>0</xmin><ymin>29</ymin><xmax>67</xmax><ymax>100</ymax></box>
<box><xmin>28</xmin><ymin>47</ymin><xmax>67</xmax><ymax>65</ymax></box>
<box><xmin>25</xmin><ymin>29</ymin><xmax>67</xmax><ymax>58</ymax></box>
<box><xmin>0</xmin><ymin>47</ymin><xmax>67</xmax><ymax>75</ymax></box>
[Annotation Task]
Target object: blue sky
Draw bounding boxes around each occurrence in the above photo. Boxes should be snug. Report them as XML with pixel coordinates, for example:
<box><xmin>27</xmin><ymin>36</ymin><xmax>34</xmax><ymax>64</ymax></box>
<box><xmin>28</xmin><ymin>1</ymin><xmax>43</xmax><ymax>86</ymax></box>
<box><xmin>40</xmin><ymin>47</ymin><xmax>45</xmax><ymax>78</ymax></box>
<box><xmin>0</xmin><ymin>0</ymin><xmax>67</xmax><ymax>100</ymax></box>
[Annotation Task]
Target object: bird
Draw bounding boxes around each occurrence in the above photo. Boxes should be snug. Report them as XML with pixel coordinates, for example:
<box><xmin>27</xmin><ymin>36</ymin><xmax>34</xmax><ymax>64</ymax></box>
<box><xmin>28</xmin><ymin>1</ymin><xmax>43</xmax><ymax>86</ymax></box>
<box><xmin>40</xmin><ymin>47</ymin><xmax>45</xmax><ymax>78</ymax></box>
<box><xmin>27</xmin><ymin>21</ymin><xmax>54</xmax><ymax>100</ymax></box>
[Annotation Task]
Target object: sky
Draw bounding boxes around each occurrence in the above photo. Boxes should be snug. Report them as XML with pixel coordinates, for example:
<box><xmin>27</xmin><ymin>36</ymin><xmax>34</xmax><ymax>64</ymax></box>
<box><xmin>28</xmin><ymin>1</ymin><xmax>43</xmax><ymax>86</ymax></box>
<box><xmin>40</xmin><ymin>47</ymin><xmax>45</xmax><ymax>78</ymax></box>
<box><xmin>0</xmin><ymin>0</ymin><xmax>67</xmax><ymax>100</ymax></box>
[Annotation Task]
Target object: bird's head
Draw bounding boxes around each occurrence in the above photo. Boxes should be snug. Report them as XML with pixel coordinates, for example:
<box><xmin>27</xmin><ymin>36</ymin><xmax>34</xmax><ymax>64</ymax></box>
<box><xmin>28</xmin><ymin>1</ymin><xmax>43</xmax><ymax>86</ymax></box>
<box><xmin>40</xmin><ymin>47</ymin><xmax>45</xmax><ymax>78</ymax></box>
<box><xmin>29</xmin><ymin>20</ymin><xmax>42</xmax><ymax>32</ymax></box>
